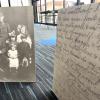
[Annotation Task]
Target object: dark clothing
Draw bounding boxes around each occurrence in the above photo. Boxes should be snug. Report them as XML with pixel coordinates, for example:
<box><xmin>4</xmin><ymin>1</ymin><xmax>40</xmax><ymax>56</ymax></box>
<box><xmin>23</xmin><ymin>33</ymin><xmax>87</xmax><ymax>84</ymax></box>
<box><xmin>0</xmin><ymin>23</ymin><xmax>10</xmax><ymax>72</ymax></box>
<box><xmin>17</xmin><ymin>41</ymin><xmax>31</xmax><ymax>66</ymax></box>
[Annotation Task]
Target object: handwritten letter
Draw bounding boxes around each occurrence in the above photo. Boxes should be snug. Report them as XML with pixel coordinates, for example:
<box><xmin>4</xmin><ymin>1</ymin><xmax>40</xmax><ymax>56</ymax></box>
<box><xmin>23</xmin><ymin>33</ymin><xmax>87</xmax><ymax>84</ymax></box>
<box><xmin>53</xmin><ymin>3</ymin><xmax>100</xmax><ymax>100</ymax></box>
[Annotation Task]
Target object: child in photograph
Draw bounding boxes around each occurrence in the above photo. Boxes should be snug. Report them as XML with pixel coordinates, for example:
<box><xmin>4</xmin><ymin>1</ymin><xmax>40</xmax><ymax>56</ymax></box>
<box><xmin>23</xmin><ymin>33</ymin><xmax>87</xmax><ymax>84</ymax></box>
<box><xmin>8</xmin><ymin>44</ymin><xmax>19</xmax><ymax>71</ymax></box>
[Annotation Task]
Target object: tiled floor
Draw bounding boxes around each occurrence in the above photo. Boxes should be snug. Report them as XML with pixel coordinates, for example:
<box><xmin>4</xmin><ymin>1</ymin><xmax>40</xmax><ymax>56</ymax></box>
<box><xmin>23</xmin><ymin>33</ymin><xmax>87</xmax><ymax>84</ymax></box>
<box><xmin>35</xmin><ymin>24</ymin><xmax>56</xmax><ymax>89</ymax></box>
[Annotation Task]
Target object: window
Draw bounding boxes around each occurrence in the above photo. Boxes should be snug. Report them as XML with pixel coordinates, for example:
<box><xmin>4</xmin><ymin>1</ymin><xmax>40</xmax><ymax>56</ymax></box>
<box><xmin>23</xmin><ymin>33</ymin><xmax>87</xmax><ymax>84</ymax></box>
<box><xmin>55</xmin><ymin>13</ymin><xmax>58</xmax><ymax>24</ymax></box>
<box><xmin>95</xmin><ymin>0</ymin><xmax>100</xmax><ymax>3</ymax></box>
<box><xmin>37</xmin><ymin>1</ymin><xmax>41</xmax><ymax>22</ymax></box>
<box><xmin>55</xmin><ymin>0</ymin><xmax>63</xmax><ymax>10</ymax></box>
<box><xmin>10</xmin><ymin>0</ymin><xmax>22</xmax><ymax>6</ymax></box>
<box><xmin>46</xmin><ymin>13</ymin><xmax>53</xmax><ymax>23</ymax></box>
<box><xmin>65</xmin><ymin>0</ymin><xmax>77</xmax><ymax>8</ymax></box>
<box><xmin>37</xmin><ymin>1</ymin><xmax>40</xmax><ymax>12</ymax></box>
<box><xmin>41</xmin><ymin>0</ymin><xmax>45</xmax><ymax>11</ymax></box>
<box><xmin>1</xmin><ymin>0</ymin><xmax>9</xmax><ymax>7</ymax></box>
<box><xmin>42</xmin><ymin>14</ymin><xmax>45</xmax><ymax>23</ymax></box>
<box><xmin>21</xmin><ymin>0</ymin><xmax>31</xmax><ymax>6</ymax></box>
<box><xmin>46</xmin><ymin>0</ymin><xmax>53</xmax><ymax>10</ymax></box>
<box><xmin>80</xmin><ymin>0</ymin><xmax>91</xmax><ymax>4</ymax></box>
<box><xmin>10</xmin><ymin>0</ymin><xmax>31</xmax><ymax>6</ymax></box>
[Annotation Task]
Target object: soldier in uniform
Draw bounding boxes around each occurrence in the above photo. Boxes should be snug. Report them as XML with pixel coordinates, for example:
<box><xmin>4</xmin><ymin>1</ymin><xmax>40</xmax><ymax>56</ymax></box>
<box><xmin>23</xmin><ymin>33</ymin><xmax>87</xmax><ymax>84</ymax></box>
<box><xmin>0</xmin><ymin>12</ymin><xmax>11</xmax><ymax>71</ymax></box>
<box><xmin>0</xmin><ymin>12</ymin><xmax>10</xmax><ymax>54</ymax></box>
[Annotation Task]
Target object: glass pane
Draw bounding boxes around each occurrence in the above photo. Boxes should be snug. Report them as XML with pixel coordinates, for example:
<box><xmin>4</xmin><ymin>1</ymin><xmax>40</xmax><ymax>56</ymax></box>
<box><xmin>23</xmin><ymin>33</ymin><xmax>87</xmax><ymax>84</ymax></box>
<box><xmin>55</xmin><ymin>13</ymin><xmax>58</xmax><ymax>24</ymax></box>
<box><xmin>37</xmin><ymin>1</ymin><xmax>40</xmax><ymax>5</ymax></box>
<box><xmin>1</xmin><ymin>0</ymin><xmax>9</xmax><ymax>7</ymax></box>
<box><xmin>46</xmin><ymin>0</ymin><xmax>53</xmax><ymax>10</ymax></box>
<box><xmin>95</xmin><ymin>0</ymin><xmax>100</xmax><ymax>3</ymax></box>
<box><xmin>41</xmin><ymin>0</ymin><xmax>45</xmax><ymax>11</ymax></box>
<box><xmin>21</xmin><ymin>0</ymin><xmax>31</xmax><ymax>6</ymax></box>
<box><xmin>65</xmin><ymin>0</ymin><xmax>77</xmax><ymax>8</ymax></box>
<box><xmin>55</xmin><ymin>0</ymin><xmax>63</xmax><ymax>10</ymax></box>
<box><xmin>37</xmin><ymin>1</ymin><xmax>40</xmax><ymax>12</ymax></box>
<box><xmin>37</xmin><ymin>1</ymin><xmax>41</xmax><ymax>22</ymax></box>
<box><xmin>46</xmin><ymin>13</ymin><xmax>53</xmax><ymax>23</ymax></box>
<box><xmin>42</xmin><ymin>14</ymin><xmax>45</xmax><ymax>23</ymax></box>
<box><xmin>10</xmin><ymin>0</ymin><xmax>22</xmax><ymax>6</ymax></box>
<box><xmin>10</xmin><ymin>0</ymin><xmax>31</xmax><ymax>7</ymax></box>
<box><xmin>38</xmin><ymin>13</ymin><xmax>41</xmax><ymax>22</ymax></box>
<box><xmin>80</xmin><ymin>0</ymin><xmax>91</xmax><ymax>4</ymax></box>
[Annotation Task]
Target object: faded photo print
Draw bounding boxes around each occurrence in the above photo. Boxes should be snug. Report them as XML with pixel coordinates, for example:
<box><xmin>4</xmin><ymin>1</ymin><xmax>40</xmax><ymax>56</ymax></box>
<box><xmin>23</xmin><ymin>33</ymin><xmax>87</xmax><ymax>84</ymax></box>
<box><xmin>0</xmin><ymin>7</ymin><xmax>35</xmax><ymax>82</ymax></box>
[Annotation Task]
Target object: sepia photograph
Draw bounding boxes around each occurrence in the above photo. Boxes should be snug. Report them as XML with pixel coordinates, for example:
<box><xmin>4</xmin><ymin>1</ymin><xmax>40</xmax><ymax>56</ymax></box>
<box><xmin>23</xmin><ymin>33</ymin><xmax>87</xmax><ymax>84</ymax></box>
<box><xmin>0</xmin><ymin>7</ymin><xmax>35</xmax><ymax>82</ymax></box>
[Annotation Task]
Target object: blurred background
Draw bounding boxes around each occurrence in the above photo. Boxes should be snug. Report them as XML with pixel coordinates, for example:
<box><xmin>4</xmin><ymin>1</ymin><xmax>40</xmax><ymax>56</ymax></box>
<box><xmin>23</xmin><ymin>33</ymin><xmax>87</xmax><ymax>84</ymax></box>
<box><xmin>0</xmin><ymin>0</ymin><xmax>100</xmax><ymax>100</ymax></box>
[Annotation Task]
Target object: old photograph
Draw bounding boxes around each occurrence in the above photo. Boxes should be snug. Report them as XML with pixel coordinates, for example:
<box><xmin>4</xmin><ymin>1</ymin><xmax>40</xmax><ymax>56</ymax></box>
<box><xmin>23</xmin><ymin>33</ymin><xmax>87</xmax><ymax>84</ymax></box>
<box><xmin>0</xmin><ymin>7</ymin><xmax>35</xmax><ymax>82</ymax></box>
